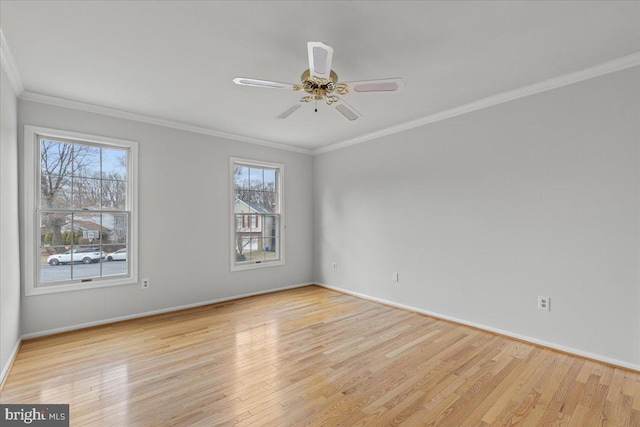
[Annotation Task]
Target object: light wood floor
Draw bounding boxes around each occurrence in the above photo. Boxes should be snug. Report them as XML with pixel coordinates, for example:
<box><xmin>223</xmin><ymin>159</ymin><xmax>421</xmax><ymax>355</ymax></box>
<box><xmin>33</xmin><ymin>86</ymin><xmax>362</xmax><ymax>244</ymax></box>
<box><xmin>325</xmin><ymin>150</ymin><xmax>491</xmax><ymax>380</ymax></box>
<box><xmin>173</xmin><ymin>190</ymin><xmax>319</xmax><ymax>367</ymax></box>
<box><xmin>1</xmin><ymin>286</ymin><xmax>639</xmax><ymax>426</ymax></box>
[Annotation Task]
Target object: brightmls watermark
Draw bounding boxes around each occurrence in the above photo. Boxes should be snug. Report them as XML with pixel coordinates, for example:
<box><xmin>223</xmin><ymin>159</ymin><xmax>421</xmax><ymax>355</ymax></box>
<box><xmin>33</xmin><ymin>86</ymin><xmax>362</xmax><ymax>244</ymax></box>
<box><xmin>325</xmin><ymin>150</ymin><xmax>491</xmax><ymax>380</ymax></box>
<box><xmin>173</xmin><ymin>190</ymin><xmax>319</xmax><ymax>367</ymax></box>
<box><xmin>1</xmin><ymin>405</ymin><xmax>69</xmax><ymax>426</ymax></box>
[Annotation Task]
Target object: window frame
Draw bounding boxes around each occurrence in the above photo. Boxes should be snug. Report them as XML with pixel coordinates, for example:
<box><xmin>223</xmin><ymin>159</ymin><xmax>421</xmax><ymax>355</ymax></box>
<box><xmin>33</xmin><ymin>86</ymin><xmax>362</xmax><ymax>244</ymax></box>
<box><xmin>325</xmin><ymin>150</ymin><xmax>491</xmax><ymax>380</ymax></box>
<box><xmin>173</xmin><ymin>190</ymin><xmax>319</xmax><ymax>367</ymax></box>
<box><xmin>229</xmin><ymin>157</ymin><xmax>285</xmax><ymax>271</ymax></box>
<box><xmin>23</xmin><ymin>125</ymin><xmax>139</xmax><ymax>296</ymax></box>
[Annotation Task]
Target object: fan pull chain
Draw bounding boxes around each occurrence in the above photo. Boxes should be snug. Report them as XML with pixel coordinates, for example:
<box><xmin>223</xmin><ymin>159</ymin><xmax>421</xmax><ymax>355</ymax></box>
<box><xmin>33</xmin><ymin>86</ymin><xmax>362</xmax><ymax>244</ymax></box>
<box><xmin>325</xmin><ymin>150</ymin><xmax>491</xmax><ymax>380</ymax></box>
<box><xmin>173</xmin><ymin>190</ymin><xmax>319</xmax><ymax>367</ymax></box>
<box><xmin>314</xmin><ymin>98</ymin><xmax>317</xmax><ymax>113</ymax></box>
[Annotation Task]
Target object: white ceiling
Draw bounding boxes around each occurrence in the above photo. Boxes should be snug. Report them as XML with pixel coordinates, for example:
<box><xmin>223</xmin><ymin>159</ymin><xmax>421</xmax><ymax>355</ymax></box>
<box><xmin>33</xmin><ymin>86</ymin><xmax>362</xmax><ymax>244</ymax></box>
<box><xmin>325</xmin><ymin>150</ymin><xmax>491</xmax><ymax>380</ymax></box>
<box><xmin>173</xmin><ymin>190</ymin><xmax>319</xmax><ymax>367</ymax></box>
<box><xmin>1</xmin><ymin>1</ymin><xmax>639</xmax><ymax>153</ymax></box>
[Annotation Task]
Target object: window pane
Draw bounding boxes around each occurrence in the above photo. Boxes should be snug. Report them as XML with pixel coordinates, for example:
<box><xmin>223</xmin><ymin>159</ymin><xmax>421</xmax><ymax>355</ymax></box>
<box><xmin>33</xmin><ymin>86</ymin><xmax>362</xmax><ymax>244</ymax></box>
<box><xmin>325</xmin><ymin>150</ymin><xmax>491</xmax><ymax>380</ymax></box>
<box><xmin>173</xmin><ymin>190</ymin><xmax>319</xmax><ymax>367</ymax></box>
<box><xmin>104</xmin><ymin>245</ymin><xmax>127</xmax><ymax>277</ymax></box>
<box><xmin>73</xmin><ymin>263</ymin><xmax>100</xmax><ymax>280</ymax></box>
<box><xmin>234</xmin><ymin>189</ymin><xmax>247</xmax><ymax>206</ymax></box>
<box><xmin>40</xmin><ymin>140</ymin><xmax>73</xmax><ymax>178</ymax></box>
<box><xmin>73</xmin><ymin>177</ymin><xmax>101</xmax><ymax>210</ymax></box>
<box><xmin>249</xmin><ymin>167</ymin><xmax>263</xmax><ymax>191</ymax></box>
<box><xmin>234</xmin><ymin>165</ymin><xmax>249</xmax><ymax>190</ymax></box>
<box><xmin>235</xmin><ymin>235</ymin><xmax>251</xmax><ymax>262</ymax></box>
<box><xmin>74</xmin><ymin>144</ymin><xmax>101</xmax><ymax>179</ymax></box>
<box><xmin>251</xmin><ymin>238</ymin><xmax>266</xmax><ymax>262</ymax></box>
<box><xmin>257</xmin><ymin>192</ymin><xmax>277</xmax><ymax>213</ymax></box>
<box><xmin>71</xmin><ymin>246</ymin><xmax>104</xmax><ymax>280</ymax></box>
<box><xmin>235</xmin><ymin>214</ymin><xmax>243</xmax><ymax>231</ymax></box>
<box><xmin>41</xmin><ymin>212</ymin><xmax>73</xmax><ymax>246</ymax></box>
<box><xmin>102</xmin><ymin>147</ymin><xmax>127</xmax><ymax>180</ymax></box>
<box><xmin>73</xmin><ymin>212</ymin><xmax>102</xmax><ymax>245</ymax></box>
<box><xmin>41</xmin><ymin>246</ymin><xmax>72</xmax><ymax>283</ymax></box>
<box><xmin>41</xmin><ymin>140</ymin><xmax>103</xmax><ymax>209</ymax></box>
<box><xmin>103</xmin><ymin>213</ymin><xmax>128</xmax><ymax>244</ymax></box>
<box><xmin>234</xmin><ymin>198</ymin><xmax>248</xmax><ymax>214</ymax></box>
<box><xmin>245</xmin><ymin>237</ymin><xmax>260</xmax><ymax>262</ymax></box>
<box><xmin>264</xmin><ymin>169</ymin><xmax>276</xmax><ymax>192</ymax></box>
<box><xmin>262</xmin><ymin>238</ymin><xmax>278</xmax><ymax>261</ymax></box>
<box><xmin>40</xmin><ymin>174</ymin><xmax>72</xmax><ymax>209</ymax></box>
<box><xmin>262</xmin><ymin>215</ymin><xmax>279</xmax><ymax>238</ymax></box>
<box><xmin>102</xmin><ymin>179</ymin><xmax>126</xmax><ymax>210</ymax></box>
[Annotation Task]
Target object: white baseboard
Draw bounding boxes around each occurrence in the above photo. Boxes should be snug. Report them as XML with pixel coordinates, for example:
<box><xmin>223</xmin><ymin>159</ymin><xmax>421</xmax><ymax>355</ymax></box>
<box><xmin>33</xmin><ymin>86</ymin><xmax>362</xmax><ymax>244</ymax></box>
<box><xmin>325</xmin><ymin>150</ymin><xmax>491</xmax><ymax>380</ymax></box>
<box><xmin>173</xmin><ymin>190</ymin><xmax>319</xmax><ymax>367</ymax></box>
<box><xmin>21</xmin><ymin>282</ymin><xmax>314</xmax><ymax>340</ymax></box>
<box><xmin>0</xmin><ymin>339</ymin><xmax>21</xmax><ymax>388</ymax></box>
<box><xmin>317</xmin><ymin>283</ymin><xmax>640</xmax><ymax>372</ymax></box>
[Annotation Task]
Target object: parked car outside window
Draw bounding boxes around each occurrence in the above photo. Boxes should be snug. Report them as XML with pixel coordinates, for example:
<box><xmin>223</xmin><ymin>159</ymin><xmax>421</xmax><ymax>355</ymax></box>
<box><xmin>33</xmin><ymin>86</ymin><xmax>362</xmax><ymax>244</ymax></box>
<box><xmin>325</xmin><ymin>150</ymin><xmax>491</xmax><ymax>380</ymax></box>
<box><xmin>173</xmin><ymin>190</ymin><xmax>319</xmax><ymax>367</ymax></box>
<box><xmin>47</xmin><ymin>248</ymin><xmax>104</xmax><ymax>266</ymax></box>
<box><xmin>106</xmin><ymin>248</ymin><xmax>127</xmax><ymax>261</ymax></box>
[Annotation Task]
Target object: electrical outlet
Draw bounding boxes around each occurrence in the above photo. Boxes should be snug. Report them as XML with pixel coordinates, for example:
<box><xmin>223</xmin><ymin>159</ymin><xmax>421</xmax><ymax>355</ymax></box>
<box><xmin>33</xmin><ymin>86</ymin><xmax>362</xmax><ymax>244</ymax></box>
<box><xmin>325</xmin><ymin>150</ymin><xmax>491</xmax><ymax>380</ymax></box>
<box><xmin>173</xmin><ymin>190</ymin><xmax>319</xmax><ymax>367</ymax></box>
<box><xmin>392</xmin><ymin>272</ymin><xmax>399</xmax><ymax>282</ymax></box>
<box><xmin>538</xmin><ymin>296</ymin><xmax>550</xmax><ymax>311</ymax></box>
<box><xmin>141</xmin><ymin>278</ymin><xmax>150</xmax><ymax>289</ymax></box>
<box><xmin>331</xmin><ymin>262</ymin><xmax>337</xmax><ymax>271</ymax></box>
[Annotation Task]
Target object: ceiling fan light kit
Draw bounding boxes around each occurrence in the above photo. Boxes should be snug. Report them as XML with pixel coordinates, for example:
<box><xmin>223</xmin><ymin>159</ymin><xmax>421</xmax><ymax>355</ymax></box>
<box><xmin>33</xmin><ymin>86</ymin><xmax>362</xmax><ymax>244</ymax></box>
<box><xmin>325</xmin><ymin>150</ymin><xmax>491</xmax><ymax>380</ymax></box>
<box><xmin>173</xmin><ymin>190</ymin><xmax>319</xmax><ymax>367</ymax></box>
<box><xmin>294</xmin><ymin>69</ymin><xmax>348</xmax><ymax>106</ymax></box>
<box><xmin>233</xmin><ymin>41</ymin><xmax>404</xmax><ymax>121</ymax></box>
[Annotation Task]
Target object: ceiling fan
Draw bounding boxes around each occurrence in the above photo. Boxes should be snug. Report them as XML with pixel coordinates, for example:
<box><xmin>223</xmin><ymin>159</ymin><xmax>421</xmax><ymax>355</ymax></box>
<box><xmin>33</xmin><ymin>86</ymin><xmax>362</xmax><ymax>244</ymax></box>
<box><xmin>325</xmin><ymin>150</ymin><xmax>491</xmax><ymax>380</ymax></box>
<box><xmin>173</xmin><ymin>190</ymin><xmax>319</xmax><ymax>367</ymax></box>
<box><xmin>233</xmin><ymin>41</ymin><xmax>404</xmax><ymax>121</ymax></box>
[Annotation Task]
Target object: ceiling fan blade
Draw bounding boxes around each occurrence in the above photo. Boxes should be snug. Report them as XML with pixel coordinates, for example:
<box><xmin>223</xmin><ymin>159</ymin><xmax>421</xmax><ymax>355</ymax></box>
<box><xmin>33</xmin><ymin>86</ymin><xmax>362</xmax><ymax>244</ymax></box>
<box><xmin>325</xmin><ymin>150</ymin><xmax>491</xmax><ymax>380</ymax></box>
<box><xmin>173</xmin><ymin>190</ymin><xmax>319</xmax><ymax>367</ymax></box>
<box><xmin>307</xmin><ymin>42</ymin><xmax>334</xmax><ymax>80</ymax></box>
<box><xmin>232</xmin><ymin>77</ymin><xmax>296</xmax><ymax>90</ymax></box>
<box><xmin>343</xmin><ymin>78</ymin><xmax>404</xmax><ymax>93</ymax></box>
<box><xmin>333</xmin><ymin>98</ymin><xmax>361</xmax><ymax>121</ymax></box>
<box><xmin>277</xmin><ymin>104</ymin><xmax>302</xmax><ymax>119</ymax></box>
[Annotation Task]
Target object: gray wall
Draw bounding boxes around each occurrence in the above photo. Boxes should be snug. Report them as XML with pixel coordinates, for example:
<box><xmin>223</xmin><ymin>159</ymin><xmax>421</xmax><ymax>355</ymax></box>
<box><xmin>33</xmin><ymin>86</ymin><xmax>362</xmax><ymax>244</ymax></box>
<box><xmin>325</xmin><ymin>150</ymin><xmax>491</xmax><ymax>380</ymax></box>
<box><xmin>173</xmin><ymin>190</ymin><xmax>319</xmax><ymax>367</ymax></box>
<box><xmin>313</xmin><ymin>67</ymin><xmax>640</xmax><ymax>366</ymax></box>
<box><xmin>7</xmin><ymin>65</ymin><xmax>639</xmax><ymax>369</ymax></box>
<box><xmin>1</xmin><ymin>66</ymin><xmax>21</xmax><ymax>380</ymax></box>
<box><xmin>18</xmin><ymin>100</ymin><xmax>314</xmax><ymax>335</ymax></box>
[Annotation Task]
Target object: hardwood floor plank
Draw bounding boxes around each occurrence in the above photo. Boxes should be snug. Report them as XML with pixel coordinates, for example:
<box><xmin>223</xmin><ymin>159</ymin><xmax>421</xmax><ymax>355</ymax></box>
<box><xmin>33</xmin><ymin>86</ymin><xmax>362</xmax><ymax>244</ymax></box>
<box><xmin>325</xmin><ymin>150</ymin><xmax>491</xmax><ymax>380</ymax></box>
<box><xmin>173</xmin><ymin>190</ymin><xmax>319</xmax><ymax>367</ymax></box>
<box><xmin>477</xmin><ymin>347</ymin><xmax>549</xmax><ymax>424</ymax></box>
<box><xmin>1</xmin><ymin>285</ymin><xmax>638</xmax><ymax>426</ymax></box>
<box><xmin>633</xmin><ymin>376</ymin><xmax>640</xmax><ymax>411</ymax></box>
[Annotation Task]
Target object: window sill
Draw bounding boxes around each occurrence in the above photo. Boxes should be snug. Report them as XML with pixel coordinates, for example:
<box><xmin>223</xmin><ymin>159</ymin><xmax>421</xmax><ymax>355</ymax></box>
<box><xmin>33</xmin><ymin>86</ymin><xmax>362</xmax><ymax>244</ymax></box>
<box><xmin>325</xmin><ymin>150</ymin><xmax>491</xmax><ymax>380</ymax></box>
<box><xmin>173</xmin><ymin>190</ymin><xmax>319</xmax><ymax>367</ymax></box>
<box><xmin>26</xmin><ymin>276</ymin><xmax>138</xmax><ymax>296</ymax></box>
<box><xmin>231</xmin><ymin>260</ymin><xmax>284</xmax><ymax>272</ymax></box>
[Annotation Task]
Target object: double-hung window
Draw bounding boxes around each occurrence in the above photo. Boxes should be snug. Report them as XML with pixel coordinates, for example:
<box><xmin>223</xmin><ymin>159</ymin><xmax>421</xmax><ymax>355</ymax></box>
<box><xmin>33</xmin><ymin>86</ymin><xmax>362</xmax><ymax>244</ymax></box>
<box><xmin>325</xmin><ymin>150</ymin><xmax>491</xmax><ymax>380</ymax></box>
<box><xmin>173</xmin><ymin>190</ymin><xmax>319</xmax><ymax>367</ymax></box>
<box><xmin>24</xmin><ymin>126</ymin><xmax>138</xmax><ymax>295</ymax></box>
<box><xmin>231</xmin><ymin>158</ymin><xmax>284</xmax><ymax>270</ymax></box>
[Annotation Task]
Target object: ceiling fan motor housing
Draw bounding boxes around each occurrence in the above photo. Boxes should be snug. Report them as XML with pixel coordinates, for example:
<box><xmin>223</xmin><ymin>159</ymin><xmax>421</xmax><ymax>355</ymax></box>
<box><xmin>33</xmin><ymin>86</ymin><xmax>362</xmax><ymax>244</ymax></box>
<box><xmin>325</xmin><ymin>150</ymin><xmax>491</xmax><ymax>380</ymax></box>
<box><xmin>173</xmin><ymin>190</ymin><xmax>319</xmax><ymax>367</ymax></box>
<box><xmin>297</xmin><ymin>69</ymin><xmax>348</xmax><ymax>104</ymax></box>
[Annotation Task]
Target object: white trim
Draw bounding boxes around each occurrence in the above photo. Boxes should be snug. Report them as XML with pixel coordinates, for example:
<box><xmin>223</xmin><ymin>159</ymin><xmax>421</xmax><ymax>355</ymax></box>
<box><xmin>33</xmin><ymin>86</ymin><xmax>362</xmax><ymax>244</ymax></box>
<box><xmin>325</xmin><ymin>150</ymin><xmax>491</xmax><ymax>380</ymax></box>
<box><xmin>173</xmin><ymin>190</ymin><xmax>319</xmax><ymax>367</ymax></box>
<box><xmin>312</xmin><ymin>52</ymin><xmax>640</xmax><ymax>155</ymax></box>
<box><xmin>21</xmin><ymin>282</ymin><xmax>313</xmax><ymax>339</ymax></box>
<box><xmin>19</xmin><ymin>92</ymin><xmax>312</xmax><ymax>155</ymax></box>
<box><xmin>0</xmin><ymin>339</ymin><xmax>21</xmax><ymax>387</ymax></box>
<box><xmin>316</xmin><ymin>283</ymin><xmax>640</xmax><ymax>372</ymax></box>
<box><xmin>0</xmin><ymin>29</ymin><xmax>24</xmax><ymax>95</ymax></box>
<box><xmin>23</xmin><ymin>125</ymin><xmax>139</xmax><ymax>295</ymax></box>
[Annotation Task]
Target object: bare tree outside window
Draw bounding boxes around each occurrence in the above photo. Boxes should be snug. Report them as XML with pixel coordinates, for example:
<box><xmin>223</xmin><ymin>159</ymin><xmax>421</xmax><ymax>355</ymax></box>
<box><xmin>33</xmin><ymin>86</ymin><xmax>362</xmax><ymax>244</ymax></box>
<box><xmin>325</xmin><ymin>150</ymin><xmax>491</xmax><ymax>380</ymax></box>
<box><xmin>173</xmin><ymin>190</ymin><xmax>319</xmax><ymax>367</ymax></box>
<box><xmin>40</xmin><ymin>140</ymin><xmax>97</xmax><ymax>246</ymax></box>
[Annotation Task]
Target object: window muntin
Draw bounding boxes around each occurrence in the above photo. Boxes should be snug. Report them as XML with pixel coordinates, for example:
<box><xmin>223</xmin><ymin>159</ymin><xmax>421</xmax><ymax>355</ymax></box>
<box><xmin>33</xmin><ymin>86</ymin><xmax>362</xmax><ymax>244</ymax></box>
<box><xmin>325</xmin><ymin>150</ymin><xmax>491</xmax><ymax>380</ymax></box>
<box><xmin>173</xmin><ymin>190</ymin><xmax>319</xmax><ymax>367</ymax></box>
<box><xmin>231</xmin><ymin>159</ymin><xmax>283</xmax><ymax>270</ymax></box>
<box><xmin>24</xmin><ymin>126</ymin><xmax>138</xmax><ymax>295</ymax></box>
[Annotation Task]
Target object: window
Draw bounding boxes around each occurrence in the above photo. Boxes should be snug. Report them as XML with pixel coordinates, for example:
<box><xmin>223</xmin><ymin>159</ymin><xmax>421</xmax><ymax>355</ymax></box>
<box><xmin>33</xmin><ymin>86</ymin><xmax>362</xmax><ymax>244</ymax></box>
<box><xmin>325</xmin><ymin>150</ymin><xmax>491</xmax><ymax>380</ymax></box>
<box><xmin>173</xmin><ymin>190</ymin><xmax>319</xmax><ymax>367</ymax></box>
<box><xmin>231</xmin><ymin>158</ymin><xmax>283</xmax><ymax>270</ymax></box>
<box><xmin>23</xmin><ymin>126</ymin><xmax>138</xmax><ymax>295</ymax></box>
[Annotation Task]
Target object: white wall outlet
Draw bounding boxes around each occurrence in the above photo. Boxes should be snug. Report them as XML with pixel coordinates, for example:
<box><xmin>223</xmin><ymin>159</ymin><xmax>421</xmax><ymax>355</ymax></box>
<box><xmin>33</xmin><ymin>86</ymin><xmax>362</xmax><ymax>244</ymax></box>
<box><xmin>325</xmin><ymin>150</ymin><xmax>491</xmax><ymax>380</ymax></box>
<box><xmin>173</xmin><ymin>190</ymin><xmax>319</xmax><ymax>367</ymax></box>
<box><xmin>141</xmin><ymin>278</ymin><xmax>150</xmax><ymax>289</ymax></box>
<box><xmin>538</xmin><ymin>296</ymin><xmax>550</xmax><ymax>311</ymax></box>
<box><xmin>392</xmin><ymin>272</ymin><xmax>399</xmax><ymax>282</ymax></box>
<box><xmin>331</xmin><ymin>262</ymin><xmax>337</xmax><ymax>271</ymax></box>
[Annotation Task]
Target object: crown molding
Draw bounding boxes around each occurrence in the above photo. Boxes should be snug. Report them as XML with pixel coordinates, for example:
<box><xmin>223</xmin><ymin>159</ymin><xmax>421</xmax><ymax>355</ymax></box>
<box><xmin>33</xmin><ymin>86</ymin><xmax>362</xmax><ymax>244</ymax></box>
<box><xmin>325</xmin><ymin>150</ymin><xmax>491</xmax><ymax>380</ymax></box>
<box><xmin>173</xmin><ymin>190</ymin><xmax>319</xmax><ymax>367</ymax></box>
<box><xmin>8</xmin><ymin>40</ymin><xmax>638</xmax><ymax>157</ymax></box>
<box><xmin>0</xmin><ymin>29</ymin><xmax>24</xmax><ymax>95</ymax></box>
<box><xmin>2</xmin><ymin>26</ymin><xmax>309</xmax><ymax>154</ymax></box>
<box><xmin>19</xmin><ymin>92</ymin><xmax>312</xmax><ymax>155</ymax></box>
<box><xmin>313</xmin><ymin>51</ymin><xmax>640</xmax><ymax>156</ymax></box>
